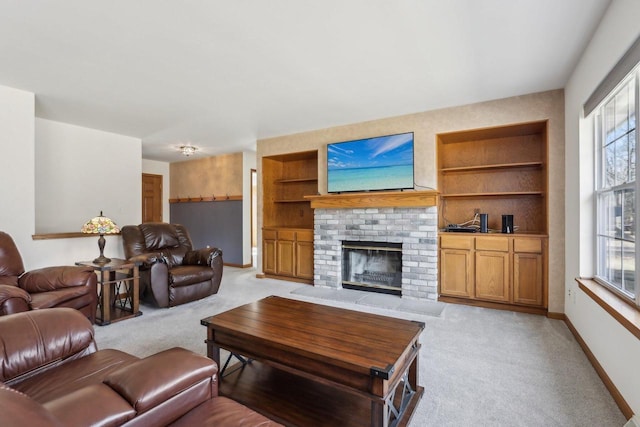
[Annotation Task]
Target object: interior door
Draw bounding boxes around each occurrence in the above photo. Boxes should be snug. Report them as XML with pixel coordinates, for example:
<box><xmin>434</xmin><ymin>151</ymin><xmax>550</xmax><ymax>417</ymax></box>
<box><xmin>142</xmin><ymin>173</ymin><xmax>163</xmax><ymax>223</ymax></box>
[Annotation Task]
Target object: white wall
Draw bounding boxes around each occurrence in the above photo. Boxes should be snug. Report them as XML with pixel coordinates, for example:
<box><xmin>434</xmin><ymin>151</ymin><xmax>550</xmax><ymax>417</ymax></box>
<box><xmin>0</xmin><ymin>85</ymin><xmax>35</xmax><ymax>251</ymax></box>
<box><xmin>35</xmin><ymin>118</ymin><xmax>141</xmax><ymax>233</ymax></box>
<box><xmin>242</xmin><ymin>150</ymin><xmax>257</xmax><ymax>266</ymax></box>
<box><xmin>565</xmin><ymin>0</ymin><xmax>640</xmax><ymax>416</ymax></box>
<box><xmin>0</xmin><ymin>84</ymin><xmax>143</xmax><ymax>270</ymax></box>
<box><xmin>142</xmin><ymin>158</ymin><xmax>171</xmax><ymax>223</ymax></box>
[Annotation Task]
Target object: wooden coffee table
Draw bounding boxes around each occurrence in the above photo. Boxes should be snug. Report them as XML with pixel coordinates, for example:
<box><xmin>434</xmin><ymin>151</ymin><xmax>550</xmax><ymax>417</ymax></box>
<box><xmin>201</xmin><ymin>296</ymin><xmax>424</xmax><ymax>427</ymax></box>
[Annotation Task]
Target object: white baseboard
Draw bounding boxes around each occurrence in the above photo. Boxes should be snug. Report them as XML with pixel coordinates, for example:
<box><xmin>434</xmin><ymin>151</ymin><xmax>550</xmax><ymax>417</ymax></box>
<box><xmin>624</xmin><ymin>415</ymin><xmax>639</xmax><ymax>427</ymax></box>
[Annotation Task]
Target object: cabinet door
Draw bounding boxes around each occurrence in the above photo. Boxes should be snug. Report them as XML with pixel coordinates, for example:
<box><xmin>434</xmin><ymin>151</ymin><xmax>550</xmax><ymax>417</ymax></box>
<box><xmin>440</xmin><ymin>248</ymin><xmax>474</xmax><ymax>297</ymax></box>
<box><xmin>277</xmin><ymin>240</ymin><xmax>296</xmax><ymax>277</ymax></box>
<box><xmin>475</xmin><ymin>251</ymin><xmax>510</xmax><ymax>302</ymax></box>
<box><xmin>296</xmin><ymin>240</ymin><xmax>314</xmax><ymax>280</ymax></box>
<box><xmin>513</xmin><ymin>252</ymin><xmax>543</xmax><ymax>306</ymax></box>
<box><xmin>263</xmin><ymin>239</ymin><xmax>277</xmax><ymax>275</ymax></box>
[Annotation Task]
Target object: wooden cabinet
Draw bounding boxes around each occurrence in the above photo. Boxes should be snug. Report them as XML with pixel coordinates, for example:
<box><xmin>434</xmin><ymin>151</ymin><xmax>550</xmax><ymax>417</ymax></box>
<box><xmin>513</xmin><ymin>237</ymin><xmax>544</xmax><ymax>306</ymax></box>
<box><xmin>474</xmin><ymin>237</ymin><xmax>510</xmax><ymax>302</ymax></box>
<box><xmin>263</xmin><ymin>228</ymin><xmax>278</xmax><ymax>275</ymax></box>
<box><xmin>437</xmin><ymin>121</ymin><xmax>548</xmax><ymax>314</ymax></box>
<box><xmin>295</xmin><ymin>231</ymin><xmax>314</xmax><ymax>280</ymax></box>
<box><xmin>440</xmin><ymin>235</ymin><xmax>474</xmax><ymax>298</ymax></box>
<box><xmin>439</xmin><ymin>234</ymin><xmax>547</xmax><ymax>313</ymax></box>
<box><xmin>262</xmin><ymin>151</ymin><xmax>317</xmax><ymax>283</ymax></box>
<box><xmin>475</xmin><ymin>249</ymin><xmax>510</xmax><ymax>302</ymax></box>
<box><xmin>263</xmin><ymin>227</ymin><xmax>313</xmax><ymax>283</ymax></box>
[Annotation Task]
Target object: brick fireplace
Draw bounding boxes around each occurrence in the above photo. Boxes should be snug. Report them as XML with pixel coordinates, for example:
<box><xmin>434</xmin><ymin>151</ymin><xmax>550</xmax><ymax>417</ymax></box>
<box><xmin>308</xmin><ymin>191</ymin><xmax>439</xmax><ymax>301</ymax></box>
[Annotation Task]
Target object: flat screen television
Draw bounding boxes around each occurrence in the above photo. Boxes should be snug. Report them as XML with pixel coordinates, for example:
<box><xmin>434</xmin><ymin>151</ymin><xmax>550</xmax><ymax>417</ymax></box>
<box><xmin>327</xmin><ymin>132</ymin><xmax>414</xmax><ymax>193</ymax></box>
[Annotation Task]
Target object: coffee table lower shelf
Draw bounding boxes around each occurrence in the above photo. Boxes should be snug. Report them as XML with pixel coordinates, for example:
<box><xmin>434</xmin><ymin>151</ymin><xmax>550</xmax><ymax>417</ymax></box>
<box><xmin>219</xmin><ymin>360</ymin><xmax>424</xmax><ymax>427</ymax></box>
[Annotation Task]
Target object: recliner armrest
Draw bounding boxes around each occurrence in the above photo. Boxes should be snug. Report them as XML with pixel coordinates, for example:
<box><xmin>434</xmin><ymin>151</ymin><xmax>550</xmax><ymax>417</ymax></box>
<box><xmin>18</xmin><ymin>266</ymin><xmax>96</xmax><ymax>293</ymax></box>
<box><xmin>183</xmin><ymin>247</ymin><xmax>223</xmax><ymax>267</ymax></box>
<box><xmin>128</xmin><ymin>253</ymin><xmax>163</xmax><ymax>269</ymax></box>
<box><xmin>0</xmin><ymin>385</ymin><xmax>63</xmax><ymax>427</ymax></box>
<box><xmin>0</xmin><ymin>284</ymin><xmax>31</xmax><ymax>315</ymax></box>
<box><xmin>103</xmin><ymin>347</ymin><xmax>218</xmax><ymax>415</ymax></box>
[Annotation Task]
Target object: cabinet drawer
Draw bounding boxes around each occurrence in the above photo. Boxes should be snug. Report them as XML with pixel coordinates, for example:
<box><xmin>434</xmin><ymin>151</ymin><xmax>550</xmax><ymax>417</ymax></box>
<box><xmin>514</xmin><ymin>238</ymin><xmax>543</xmax><ymax>253</ymax></box>
<box><xmin>296</xmin><ymin>230</ymin><xmax>314</xmax><ymax>242</ymax></box>
<box><xmin>440</xmin><ymin>235</ymin><xmax>473</xmax><ymax>250</ymax></box>
<box><xmin>263</xmin><ymin>229</ymin><xmax>277</xmax><ymax>240</ymax></box>
<box><xmin>278</xmin><ymin>230</ymin><xmax>296</xmax><ymax>241</ymax></box>
<box><xmin>475</xmin><ymin>237</ymin><xmax>509</xmax><ymax>252</ymax></box>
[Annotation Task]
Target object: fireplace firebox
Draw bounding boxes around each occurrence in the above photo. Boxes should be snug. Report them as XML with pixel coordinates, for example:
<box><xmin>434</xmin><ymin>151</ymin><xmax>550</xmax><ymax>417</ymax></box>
<box><xmin>342</xmin><ymin>240</ymin><xmax>402</xmax><ymax>295</ymax></box>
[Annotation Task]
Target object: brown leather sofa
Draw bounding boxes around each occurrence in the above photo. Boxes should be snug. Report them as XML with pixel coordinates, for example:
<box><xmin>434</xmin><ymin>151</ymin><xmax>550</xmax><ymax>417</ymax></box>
<box><xmin>121</xmin><ymin>223</ymin><xmax>223</xmax><ymax>308</ymax></box>
<box><xmin>0</xmin><ymin>308</ymin><xmax>282</xmax><ymax>427</ymax></box>
<box><xmin>0</xmin><ymin>231</ymin><xmax>98</xmax><ymax>323</ymax></box>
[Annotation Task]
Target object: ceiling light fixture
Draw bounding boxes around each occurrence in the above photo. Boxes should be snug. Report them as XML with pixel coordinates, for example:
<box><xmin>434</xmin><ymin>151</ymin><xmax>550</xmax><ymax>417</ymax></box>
<box><xmin>180</xmin><ymin>144</ymin><xmax>197</xmax><ymax>156</ymax></box>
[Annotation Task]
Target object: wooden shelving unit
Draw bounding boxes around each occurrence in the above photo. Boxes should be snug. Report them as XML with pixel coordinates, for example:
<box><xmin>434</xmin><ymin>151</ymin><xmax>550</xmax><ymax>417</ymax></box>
<box><xmin>438</xmin><ymin>121</ymin><xmax>548</xmax><ymax>234</ymax></box>
<box><xmin>437</xmin><ymin>121</ymin><xmax>549</xmax><ymax>313</ymax></box>
<box><xmin>262</xmin><ymin>150</ymin><xmax>318</xmax><ymax>283</ymax></box>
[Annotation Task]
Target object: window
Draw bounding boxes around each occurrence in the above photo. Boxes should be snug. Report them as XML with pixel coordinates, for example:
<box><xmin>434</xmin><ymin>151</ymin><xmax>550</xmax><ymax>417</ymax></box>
<box><xmin>595</xmin><ymin>71</ymin><xmax>639</xmax><ymax>306</ymax></box>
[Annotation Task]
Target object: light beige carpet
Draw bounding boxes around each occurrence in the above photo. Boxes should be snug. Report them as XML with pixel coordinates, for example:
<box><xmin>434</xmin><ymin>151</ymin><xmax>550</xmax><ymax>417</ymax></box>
<box><xmin>290</xmin><ymin>285</ymin><xmax>446</xmax><ymax>316</ymax></box>
<box><xmin>94</xmin><ymin>267</ymin><xmax>626</xmax><ymax>427</ymax></box>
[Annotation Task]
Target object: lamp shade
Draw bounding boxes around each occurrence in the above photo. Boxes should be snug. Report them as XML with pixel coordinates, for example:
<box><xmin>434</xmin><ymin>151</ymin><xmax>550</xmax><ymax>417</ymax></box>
<box><xmin>81</xmin><ymin>211</ymin><xmax>120</xmax><ymax>235</ymax></box>
<box><xmin>81</xmin><ymin>211</ymin><xmax>119</xmax><ymax>264</ymax></box>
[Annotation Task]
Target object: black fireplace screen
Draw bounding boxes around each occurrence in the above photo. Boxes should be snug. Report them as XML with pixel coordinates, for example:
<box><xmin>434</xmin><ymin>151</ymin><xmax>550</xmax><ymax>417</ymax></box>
<box><xmin>342</xmin><ymin>240</ymin><xmax>402</xmax><ymax>295</ymax></box>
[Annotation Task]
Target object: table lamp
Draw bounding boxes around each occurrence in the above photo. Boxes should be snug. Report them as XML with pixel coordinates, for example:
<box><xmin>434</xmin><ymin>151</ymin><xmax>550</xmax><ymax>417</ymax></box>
<box><xmin>81</xmin><ymin>211</ymin><xmax>120</xmax><ymax>264</ymax></box>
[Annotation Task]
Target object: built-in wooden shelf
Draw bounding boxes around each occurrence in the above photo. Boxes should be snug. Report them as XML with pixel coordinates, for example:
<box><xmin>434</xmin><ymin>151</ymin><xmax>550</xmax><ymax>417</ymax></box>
<box><xmin>441</xmin><ymin>191</ymin><xmax>544</xmax><ymax>198</ymax></box>
<box><xmin>440</xmin><ymin>161</ymin><xmax>543</xmax><ymax>173</ymax></box>
<box><xmin>275</xmin><ymin>178</ymin><xmax>318</xmax><ymax>184</ymax></box>
<box><xmin>306</xmin><ymin>190</ymin><xmax>438</xmax><ymax>209</ymax></box>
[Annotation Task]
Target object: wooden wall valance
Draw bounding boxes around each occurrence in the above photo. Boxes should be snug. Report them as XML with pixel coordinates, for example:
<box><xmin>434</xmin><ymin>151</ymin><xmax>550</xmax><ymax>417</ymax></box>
<box><xmin>305</xmin><ymin>190</ymin><xmax>438</xmax><ymax>209</ymax></box>
<box><xmin>169</xmin><ymin>195</ymin><xmax>242</xmax><ymax>203</ymax></box>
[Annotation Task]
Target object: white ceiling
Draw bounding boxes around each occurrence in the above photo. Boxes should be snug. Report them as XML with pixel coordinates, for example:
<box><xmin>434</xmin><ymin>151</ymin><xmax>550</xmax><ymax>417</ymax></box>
<box><xmin>0</xmin><ymin>0</ymin><xmax>611</xmax><ymax>162</ymax></box>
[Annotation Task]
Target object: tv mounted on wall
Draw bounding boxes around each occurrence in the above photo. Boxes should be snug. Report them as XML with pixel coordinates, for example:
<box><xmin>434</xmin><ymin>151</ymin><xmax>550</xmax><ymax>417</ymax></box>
<box><xmin>327</xmin><ymin>132</ymin><xmax>415</xmax><ymax>193</ymax></box>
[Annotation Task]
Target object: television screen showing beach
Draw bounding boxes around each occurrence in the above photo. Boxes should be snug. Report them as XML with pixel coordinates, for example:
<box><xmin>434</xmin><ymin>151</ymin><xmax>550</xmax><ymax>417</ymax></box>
<box><xmin>327</xmin><ymin>132</ymin><xmax>414</xmax><ymax>193</ymax></box>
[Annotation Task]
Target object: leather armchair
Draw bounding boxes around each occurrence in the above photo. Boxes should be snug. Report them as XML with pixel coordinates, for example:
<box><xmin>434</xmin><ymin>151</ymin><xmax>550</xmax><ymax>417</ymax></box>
<box><xmin>121</xmin><ymin>223</ymin><xmax>223</xmax><ymax>308</ymax></box>
<box><xmin>0</xmin><ymin>231</ymin><xmax>97</xmax><ymax>323</ymax></box>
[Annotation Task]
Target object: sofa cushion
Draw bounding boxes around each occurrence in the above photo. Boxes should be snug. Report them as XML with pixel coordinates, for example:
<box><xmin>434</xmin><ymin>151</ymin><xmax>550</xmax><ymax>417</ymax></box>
<box><xmin>140</xmin><ymin>223</ymin><xmax>180</xmax><ymax>250</ymax></box>
<box><xmin>44</xmin><ymin>383</ymin><xmax>136</xmax><ymax>427</ymax></box>
<box><xmin>0</xmin><ymin>275</ymin><xmax>19</xmax><ymax>286</ymax></box>
<box><xmin>104</xmin><ymin>347</ymin><xmax>216</xmax><ymax>414</ymax></box>
<box><xmin>13</xmin><ymin>349</ymin><xmax>138</xmax><ymax>404</ymax></box>
<box><xmin>169</xmin><ymin>396</ymin><xmax>284</xmax><ymax>427</ymax></box>
<box><xmin>0</xmin><ymin>308</ymin><xmax>96</xmax><ymax>384</ymax></box>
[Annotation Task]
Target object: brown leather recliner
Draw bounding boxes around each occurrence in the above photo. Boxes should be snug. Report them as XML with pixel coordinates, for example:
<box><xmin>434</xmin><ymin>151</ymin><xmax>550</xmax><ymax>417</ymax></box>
<box><xmin>121</xmin><ymin>223</ymin><xmax>223</xmax><ymax>308</ymax></box>
<box><xmin>0</xmin><ymin>231</ymin><xmax>97</xmax><ymax>323</ymax></box>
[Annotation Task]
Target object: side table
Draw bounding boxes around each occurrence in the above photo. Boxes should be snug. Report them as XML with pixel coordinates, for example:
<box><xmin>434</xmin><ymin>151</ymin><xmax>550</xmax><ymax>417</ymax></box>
<box><xmin>76</xmin><ymin>258</ymin><xmax>142</xmax><ymax>326</ymax></box>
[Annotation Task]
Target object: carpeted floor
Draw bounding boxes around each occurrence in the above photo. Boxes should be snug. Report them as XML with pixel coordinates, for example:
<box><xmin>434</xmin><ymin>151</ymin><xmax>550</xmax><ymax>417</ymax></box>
<box><xmin>94</xmin><ymin>267</ymin><xmax>626</xmax><ymax>427</ymax></box>
<box><xmin>290</xmin><ymin>285</ymin><xmax>446</xmax><ymax>316</ymax></box>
